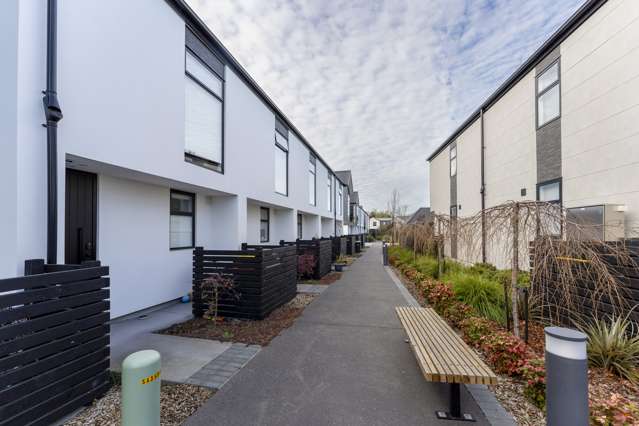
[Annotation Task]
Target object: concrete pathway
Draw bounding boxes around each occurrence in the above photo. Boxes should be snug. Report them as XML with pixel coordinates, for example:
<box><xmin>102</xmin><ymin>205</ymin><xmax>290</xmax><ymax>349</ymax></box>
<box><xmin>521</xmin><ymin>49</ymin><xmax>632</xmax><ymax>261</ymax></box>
<box><xmin>186</xmin><ymin>244</ymin><xmax>492</xmax><ymax>426</ymax></box>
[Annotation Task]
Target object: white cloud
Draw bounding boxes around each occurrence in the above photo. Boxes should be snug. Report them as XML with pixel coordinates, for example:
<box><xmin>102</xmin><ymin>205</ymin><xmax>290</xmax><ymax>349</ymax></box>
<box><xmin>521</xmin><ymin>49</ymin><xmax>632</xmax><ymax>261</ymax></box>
<box><xmin>186</xmin><ymin>0</ymin><xmax>584</xmax><ymax>213</ymax></box>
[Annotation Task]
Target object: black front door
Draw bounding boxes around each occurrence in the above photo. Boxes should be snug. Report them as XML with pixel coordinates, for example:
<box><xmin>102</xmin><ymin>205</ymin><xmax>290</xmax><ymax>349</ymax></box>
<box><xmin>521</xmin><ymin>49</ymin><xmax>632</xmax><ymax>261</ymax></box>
<box><xmin>65</xmin><ymin>169</ymin><xmax>97</xmax><ymax>264</ymax></box>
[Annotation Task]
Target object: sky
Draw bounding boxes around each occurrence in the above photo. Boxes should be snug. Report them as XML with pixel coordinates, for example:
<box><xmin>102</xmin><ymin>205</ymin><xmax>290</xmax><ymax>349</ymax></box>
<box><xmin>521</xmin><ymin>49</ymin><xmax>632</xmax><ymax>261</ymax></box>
<box><xmin>186</xmin><ymin>0</ymin><xmax>585</xmax><ymax>214</ymax></box>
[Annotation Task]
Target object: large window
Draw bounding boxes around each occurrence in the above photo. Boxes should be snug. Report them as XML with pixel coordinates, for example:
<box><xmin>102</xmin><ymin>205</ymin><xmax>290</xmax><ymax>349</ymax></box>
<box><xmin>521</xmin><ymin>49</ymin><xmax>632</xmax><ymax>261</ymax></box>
<box><xmin>297</xmin><ymin>213</ymin><xmax>303</xmax><ymax>240</ymax></box>
<box><xmin>337</xmin><ymin>186</ymin><xmax>342</xmax><ymax>216</ymax></box>
<box><xmin>327</xmin><ymin>176</ymin><xmax>332</xmax><ymax>211</ymax></box>
<box><xmin>537</xmin><ymin>61</ymin><xmax>560</xmax><ymax>127</ymax></box>
<box><xmin>275</xmin><ymin>130</ymin><xmax>288</xmax><ymax>195</ymax></box>
<box><xmin>170</xmin><ymin>190</ymin><xmax>195</xmax><ymax>249</ymax></box>
<box><xmin>185</xmin><ymin>50</ymin><xmax>223</xmax><ymax>171</ymax></box>
<box><xmin>308</xmin><ymin>154</ymin><xmax>316</xmax><ymax>206</ymax></box>
<box><xmin>260</xmin><ymin>207</ymin><xmax>270</xmax><ymax>243</ymax></box>
<box><xmin>450</xmin><ymin>145</ymin><xmax>457</xmax><ymax>177</ymax></box>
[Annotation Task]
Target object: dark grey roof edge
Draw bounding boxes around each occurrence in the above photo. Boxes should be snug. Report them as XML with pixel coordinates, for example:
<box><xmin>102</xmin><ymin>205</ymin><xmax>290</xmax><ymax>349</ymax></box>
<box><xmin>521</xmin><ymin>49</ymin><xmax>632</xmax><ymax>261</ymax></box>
<box><xmin>165</xmin><ymin>0</ymin><xmax>346</xmax><ymax>186</ymax></box>
<box><xmin>426</xmin><ymin>0</ymin><xmax>607</xmax><ymax>162</ymax></box>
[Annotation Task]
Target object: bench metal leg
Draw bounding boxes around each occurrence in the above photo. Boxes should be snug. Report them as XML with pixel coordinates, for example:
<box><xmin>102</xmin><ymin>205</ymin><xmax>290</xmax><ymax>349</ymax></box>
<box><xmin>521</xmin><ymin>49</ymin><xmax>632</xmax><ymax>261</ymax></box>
<box><xmin>435</xmin><ymin>383</ymin><xmax>475</xmax><ymax>422</ymax></box>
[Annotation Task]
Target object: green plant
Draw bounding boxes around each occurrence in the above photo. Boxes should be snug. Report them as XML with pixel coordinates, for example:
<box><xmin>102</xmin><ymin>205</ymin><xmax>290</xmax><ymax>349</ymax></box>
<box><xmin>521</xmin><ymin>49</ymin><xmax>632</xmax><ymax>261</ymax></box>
<box><xmin>201</xmin><ymin>273</ymin><xmax>240</xmax><ymax>320</ymax></box>
<box><xmin>520</xmin><ymin>358</ymin><xmax>546</xmax><ymax>409</ymax></box>
<box><xmin>582</xmin><ymin>314</ymin><xmax>639</xmax><ymax>383</ymax></box>
<box><xmin>479</xmin><ymin>331</ymin><xmax>529</xmax><ymax>375</ymax></box>
<box><xmin>298</xmin><ymin>254</ymin><xmax>316</xmax><ymax>280</ymax></box>
<box><xmin>414</xmin><ymin>256</ymin><xmax>439</xmax><ymax>278</ymax></box>
<box><xmin>591</xmin><ymin>393</ymin><xmax>639</xmax><ymax>425</ymax></box>
<box><xmin>447</xmin><ymin>272</ymin><xmax>505</xmax><ymax>324</ymax></box>
<box><xmin>459</xmin><ymin>316</ymin><xmax>496</xmax><ymax>346</ymax></box>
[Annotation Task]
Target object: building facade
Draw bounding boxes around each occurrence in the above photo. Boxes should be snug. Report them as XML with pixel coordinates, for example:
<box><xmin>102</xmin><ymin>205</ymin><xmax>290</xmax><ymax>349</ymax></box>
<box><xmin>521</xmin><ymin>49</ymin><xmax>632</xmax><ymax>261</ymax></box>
<box><xmin>1</xmin><ymin>0</ymin><xmax>367</xmax><ymax>318</ymax></box>
<box><xmin>428</xmin><ymin>0</ymin><xmax>639</xmax><ymax>267</ymax></box>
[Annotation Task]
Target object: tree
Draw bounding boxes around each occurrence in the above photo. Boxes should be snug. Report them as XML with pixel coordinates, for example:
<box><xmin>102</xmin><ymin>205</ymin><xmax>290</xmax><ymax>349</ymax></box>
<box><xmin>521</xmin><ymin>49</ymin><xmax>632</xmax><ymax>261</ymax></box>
<box><xmin>387</xmin><ymin>189</ymin><xmax>408</xmax><ymax>243</ymax></box>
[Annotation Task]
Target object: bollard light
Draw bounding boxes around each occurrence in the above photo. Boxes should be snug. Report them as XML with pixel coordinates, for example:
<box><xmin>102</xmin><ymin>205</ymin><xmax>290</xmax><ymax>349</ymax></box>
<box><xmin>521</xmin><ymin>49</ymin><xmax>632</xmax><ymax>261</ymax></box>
<box><xmin>544</xmin><ymin>327</ymin><xmax>588</xmax><ymax>426</ymax></box>
<box><xmin>122</xmin><ymin>350</ymin><xmax>161</xmax><ymax>426</ymax></box>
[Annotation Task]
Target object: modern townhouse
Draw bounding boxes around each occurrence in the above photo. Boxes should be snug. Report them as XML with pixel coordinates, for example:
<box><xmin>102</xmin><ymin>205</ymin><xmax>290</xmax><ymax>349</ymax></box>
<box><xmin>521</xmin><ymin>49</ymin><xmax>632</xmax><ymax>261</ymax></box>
<box><xmin>1</xmin><ymin>0</ymin><xmax>366</xmax><ymax>318</ymax></box>
<box><xmin>428</xmin><ymin>0</ymin><xmax>639</xmax><ymax>267</ymax></box>
<box><xmin>335</xmin><ymin>170</ymin><xmax>368</xmax><ymax>235</ymax></box>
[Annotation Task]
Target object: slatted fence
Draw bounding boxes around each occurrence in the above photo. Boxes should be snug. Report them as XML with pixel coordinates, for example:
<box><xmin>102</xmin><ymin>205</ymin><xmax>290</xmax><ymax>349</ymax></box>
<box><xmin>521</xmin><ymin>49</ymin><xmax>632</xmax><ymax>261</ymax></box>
<box><xmin>346</xmin><ymin>235</ymin><xmax>356</xmax><ymax>255</ymax></box>
<box><xmin>193</xmin><ymin>245</ymin><xmax>297</xmax><ymax>320</ymax></box>
<box><xmin>296</xmin><ymin>239</ymin><xmax>332</xmax><ymax>279</ymax></box>
<box><xmin>332</xmin><ymin>236</ymin><xmax>347</xmax><ymax>261</ymax></box>
<box><xmin>530</xmin><ymin>239</ymin><xmax>639</xmax><ymax>327</ymax></box>
<box><xmin>0</xmin><ymin>261</ymin><xmax>111</xmax><ymax>426</ymax></box>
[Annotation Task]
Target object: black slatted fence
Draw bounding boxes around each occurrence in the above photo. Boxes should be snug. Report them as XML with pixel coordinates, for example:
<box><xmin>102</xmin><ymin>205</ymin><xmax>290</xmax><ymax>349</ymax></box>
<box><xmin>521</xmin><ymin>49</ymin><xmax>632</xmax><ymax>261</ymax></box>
<box><xmin>0</xmin><ymin>260</ymin><xmax>111</xmax><ymax>426</ymax></box>
<box><xmin>296</xmin><ymin>239</ymin><xmax>332</xmax><ymax>279</ymax></box>
<box><xmin>332</xmin><ymin>236</ymin><xmax>347</xmax><ymax>261</ymax></box>
<box><xmin>193</xmin><ymin>245</ymin><xmax>297</xmax><ymax>320</ymax></box>
<box><xmin>531</xmin><ymin>239</ymin><xmax>639</xmax><ymax>327</ymax></box>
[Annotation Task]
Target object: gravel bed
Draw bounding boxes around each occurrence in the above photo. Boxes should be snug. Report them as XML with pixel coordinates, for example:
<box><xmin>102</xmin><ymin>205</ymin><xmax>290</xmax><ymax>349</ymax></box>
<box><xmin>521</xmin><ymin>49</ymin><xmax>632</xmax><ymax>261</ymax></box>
<box><xmin>64</xmin><ymin>383</ymin><xmax>213</xmax><ymax>426</ymax></box>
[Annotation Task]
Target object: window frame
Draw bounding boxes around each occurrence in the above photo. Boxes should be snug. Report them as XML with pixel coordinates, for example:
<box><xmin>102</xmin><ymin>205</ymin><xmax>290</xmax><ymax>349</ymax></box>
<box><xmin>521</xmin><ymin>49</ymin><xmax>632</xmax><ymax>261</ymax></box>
<box><xmin>450</xmin><ymin>145</ymin><xmax>457</xmax><ymax>177</ymax></box>
<box><xmin>536</xmin><ymin>178</ymin><xmax>562</xmax><ymax>205</ymax></box>
<box><xmin>274</xmin><ymin>130</ymin><xmax>289</xmax><ymax>196</ymax></box>
<box><xmin>536</xmin><ymin>59</ymin><xmax>561</xmax><ymax>129</ymax></box>
<box><xmin>337</xmin><ymin>186</ymin><xmax>342</xmax><ymax>216</ymax></box>
<box><xmin>308</xmin><ymin>154</ymin><xmax>317</xmax><ymax>206</ymax></box>
<box><xmin>327</xmin><ymin>175</ymin><xmax>332</xmax><ymax>212</ymax></box>
<box><xmin>297</xmin><ymin>213</ymin><xmax>303</xmax><ymax>240</ymax></box>
<box><xmin>260</xmin><ymin>207</ymin><xmax>270</xmax><ymax>243</ymax></box>
<box><xmin>170</xmin><ymin>189</ymin><xmax>196</xmax><ymax>250</ymax></box>
<box><xmin>184</xmin><ymin>47</ymin><xmax>225</xmax><ymax>174</ymax></box>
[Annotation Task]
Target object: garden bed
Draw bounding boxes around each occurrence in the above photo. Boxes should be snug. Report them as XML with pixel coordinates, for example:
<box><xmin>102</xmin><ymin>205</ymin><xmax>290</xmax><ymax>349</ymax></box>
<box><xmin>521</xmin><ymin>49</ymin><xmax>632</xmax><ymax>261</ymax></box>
<box><xmin>161</xmin><ymin>294</ymin><xmax>316</xmax><ymax>346</ymax></box>
<box><xmin>64</xmin><ymin>378</ymin><xmax>213</xmax><ymax>426</ymax></box>
<box><xmin>389</xmin><ymin>245</ymin><xmax>639</xmax><ymax>425</ymax></box>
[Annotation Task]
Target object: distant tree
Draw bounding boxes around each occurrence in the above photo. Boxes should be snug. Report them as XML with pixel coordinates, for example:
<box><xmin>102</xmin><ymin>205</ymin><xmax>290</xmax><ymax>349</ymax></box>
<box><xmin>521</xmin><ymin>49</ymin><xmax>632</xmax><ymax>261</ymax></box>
<box><xmin>370</xmin><ymin>209</ymin><xmax>392</xmax><ymax>218</ymax></box>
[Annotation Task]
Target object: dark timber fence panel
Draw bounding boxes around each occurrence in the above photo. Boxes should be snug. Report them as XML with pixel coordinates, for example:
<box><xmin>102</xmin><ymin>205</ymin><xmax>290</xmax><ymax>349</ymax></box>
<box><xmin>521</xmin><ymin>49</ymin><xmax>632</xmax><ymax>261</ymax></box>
<box><xmin>530</xmin><ymin>239</ymin><xmax>639</xmax><ymax>327</ymax></box>
<box><xmin>0</xmin><ymin>261</ymin><xmax>111</xmax><ymax>426</ymax></box>
<box><xmin>193</xmin><ymin>245</ymin><xmax>297</xmax><ymax>320</ymax></box>
<box><xmin>296</xmin><ymin>239</ymin><xmax>332</xmax><ymax>279</ymax></box>
<box><xmin>332</xmin><ymin>237</ymin><xmax>347</xmax><ymax>261</ymax></box>
<box><xmin>346</xmin><ymin>235</ymin><xmax>356</xmax><ymax>255</ymax></box>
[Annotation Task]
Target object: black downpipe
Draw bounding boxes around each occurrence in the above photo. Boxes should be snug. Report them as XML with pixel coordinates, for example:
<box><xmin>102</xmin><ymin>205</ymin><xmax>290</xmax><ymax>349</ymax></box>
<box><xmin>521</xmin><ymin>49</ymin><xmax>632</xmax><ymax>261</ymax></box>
<box><xmin>43</xmin><ymin>0</ymin><xmax>63</xmax><ymax>265</ymax></box>
<box><xmin>480</xmin><ymin>108</ymin><xmax>486</xmax><ymax>264</ymax></box>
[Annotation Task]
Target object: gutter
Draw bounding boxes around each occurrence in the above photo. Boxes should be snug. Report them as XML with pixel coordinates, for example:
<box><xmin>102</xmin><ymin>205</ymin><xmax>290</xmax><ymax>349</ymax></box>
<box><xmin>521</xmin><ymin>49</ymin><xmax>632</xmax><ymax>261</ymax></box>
<box><xmin>42</xmin><ymin>0</ymin><xmax>63</xmax><ymax>264</ymax></box>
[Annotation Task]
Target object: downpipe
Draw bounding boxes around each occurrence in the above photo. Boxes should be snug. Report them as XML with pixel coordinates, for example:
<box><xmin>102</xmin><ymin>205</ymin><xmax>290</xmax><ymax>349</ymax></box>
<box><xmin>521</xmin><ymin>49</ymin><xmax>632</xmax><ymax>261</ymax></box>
<box><xmin>42</xmin><ymin>0</ymin><xmax>63</xmax><ymax>265</ymax></box>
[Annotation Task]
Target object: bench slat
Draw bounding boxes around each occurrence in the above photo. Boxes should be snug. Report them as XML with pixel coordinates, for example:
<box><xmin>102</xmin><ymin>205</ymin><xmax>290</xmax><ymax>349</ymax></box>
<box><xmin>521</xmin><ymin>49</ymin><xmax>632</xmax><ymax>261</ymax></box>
<box><xmin>396</xmin><ymin>306</ymin><xmax>497</xmax><ymax>386</ymax></box>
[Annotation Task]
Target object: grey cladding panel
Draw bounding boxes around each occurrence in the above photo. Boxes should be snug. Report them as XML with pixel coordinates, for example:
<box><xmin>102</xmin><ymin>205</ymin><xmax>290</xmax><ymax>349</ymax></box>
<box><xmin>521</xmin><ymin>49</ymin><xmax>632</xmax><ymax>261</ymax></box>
<box><xmin>536</xmin><ymin>47</ymin><xmax>560</xmax><ymax>74</ymax></box>
<box><xmin>536</xmin><ymin>118</ymin><xmax>562</xmax><ymax>182</ymax></box>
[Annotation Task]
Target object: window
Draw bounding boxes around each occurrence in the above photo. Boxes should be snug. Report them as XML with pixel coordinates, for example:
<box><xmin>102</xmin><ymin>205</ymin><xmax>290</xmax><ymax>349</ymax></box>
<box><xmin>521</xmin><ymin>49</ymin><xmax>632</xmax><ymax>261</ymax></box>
<box><xmin>337</xmin><ymin>186</ymin><xmax>342</xmax><ymax>216</ymax></box>
<box><xmin>170</xmin><ymin>190</ymin><xmax>195</xmax><ymax>249</ymax></box>
<box><xmin>450</xmin><ymin>145</ymin><xmax>457</xmax><ymax>177</ymax></box>
<box><xmin>275</xmin><ymin>130</ymin><xmax>288</xmax><ymax>195</ymax></box>
<box><xmin>567</xmin><ymin>205</ymin><xmax>604</xmax><ymax>241</ymax></box>
<box><xmin>185</xmin><ymin>50</ymin><xmax>224</xmax><ymax>171</ymax></box>
<box><xmin>260</xmin><ymin>207</ymin><xmax>270</xmax><ymax>242</ymax></box>
<box><xmin>297</xmin><ymin>213</ymin><xmax>303</xmax><ymax>240</ymax></box>
<box><xmin>537</xmin><ymin>180</ymin><xmax>561</xmax><ymax>203</ymax></box>
<box><xmin>308</xmin><ymin>154</ymin><xmax>316</xmax><ymax>206</ymax></box>
<box><xmin>537</xmin><ymin>61</ymin><xmax>560</xmax><ymax>127</ymax></box>
<box><xmin>327</xmin><ymin>176</ymin><xmax>332</xmax><ymax>211</ymax></box>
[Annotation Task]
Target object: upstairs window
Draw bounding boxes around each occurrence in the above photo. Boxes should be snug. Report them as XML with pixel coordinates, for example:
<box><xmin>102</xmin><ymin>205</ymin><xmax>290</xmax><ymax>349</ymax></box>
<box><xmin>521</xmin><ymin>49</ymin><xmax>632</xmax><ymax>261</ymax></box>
<box><xmin>260</xmin><ymin>207</ymin><xmax>270</xmax><ymax>243</ymax></box>
<box><xmin>308</xmin><ymin>154</ymin><xmax>316</xmax><ymax>206</ymax></box>
<box><xmin>537</xmin><ymin>61</ymin><xmax>560</xmax><ymax>127</ymax></box>
<box><xmin>337</xmin><ymin>186</ymin><xmax>342</xmax><ymax>216</ymax></box>
<box><xmin>450</xmin><ymin>145</ymin><xmax>457</xmax><ymax>177</ymax></box>
<box><xmin>170</xmin><ymin>190</ymin><xmax>195</xmax><ymax>249</ymax></box>
<box><xmin>297</xmin><ymin>213</ymin><xmax>303</xmax><ymax>240</ymax></box>
<box><xmin>327</xmin><ymin>176</ymin><xmax>332</xmax><ymax>211</ymax></box>
<box><xmin>185</xmin><ymin>50</ymin><xmax>224</xmax><ymax>171</ymax></box>
<box><xmin>274</xmin><ymin>130</ymin><xmax>288</xmax><ymax>195</ymax></box>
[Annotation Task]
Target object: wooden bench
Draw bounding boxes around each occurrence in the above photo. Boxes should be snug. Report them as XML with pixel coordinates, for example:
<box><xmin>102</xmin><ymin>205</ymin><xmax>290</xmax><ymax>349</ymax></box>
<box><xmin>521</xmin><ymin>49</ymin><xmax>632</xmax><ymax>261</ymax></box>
<box><xmin>396</xmin><ymin>306</ymin><xmax>497</xmax><ymax>422</ymax></box>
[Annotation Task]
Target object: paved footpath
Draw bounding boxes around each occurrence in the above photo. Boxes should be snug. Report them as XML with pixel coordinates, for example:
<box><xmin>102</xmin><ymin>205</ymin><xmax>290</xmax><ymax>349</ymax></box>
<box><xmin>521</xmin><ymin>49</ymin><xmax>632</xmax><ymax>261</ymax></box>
<box><xmin>186</xmin><ymin>244</ymin><xmax>489</xmax><ymax>426</ymax></box>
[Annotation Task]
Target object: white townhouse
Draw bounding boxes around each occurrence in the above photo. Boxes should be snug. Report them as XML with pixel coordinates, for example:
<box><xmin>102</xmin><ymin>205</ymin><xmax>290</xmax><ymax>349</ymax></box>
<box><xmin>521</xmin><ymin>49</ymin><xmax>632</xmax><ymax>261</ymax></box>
<box><xmin>428</xmin><ymin>0</ymin><xmax>639</xmax><ymax>267</ymax></box>
<box><xmin>0</xmin><ymin>0</ymin><xmax>366</xmax><ymax>318</ymax></box>
<box><xmin>334</xmin><ymin>170</ymin><xmax>369</xmax><ymax>235</ymax></box>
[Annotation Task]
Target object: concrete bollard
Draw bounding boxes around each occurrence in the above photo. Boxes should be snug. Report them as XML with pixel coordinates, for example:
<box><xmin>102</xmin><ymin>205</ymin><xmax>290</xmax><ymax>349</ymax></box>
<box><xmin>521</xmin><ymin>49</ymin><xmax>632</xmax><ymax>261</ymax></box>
<box><xmin>544</xmin><ymin>327</ymin><xmax>588</xmax><ymax>426</ymax></box>
<box><xmin>122</xmin><ymin>350</ymin><xmax>161</xmax><ymax>426</ymax></box>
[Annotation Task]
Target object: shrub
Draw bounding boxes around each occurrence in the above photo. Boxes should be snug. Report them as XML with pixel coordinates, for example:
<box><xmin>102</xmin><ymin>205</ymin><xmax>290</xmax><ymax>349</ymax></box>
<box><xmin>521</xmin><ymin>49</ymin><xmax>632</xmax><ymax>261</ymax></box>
<box><xmin>441</xmin><ymin>301</ymin><xmax>473</xmax><ymax>327</ymax></box>
<box><xmin>201</xmin><ymin>273</ymin><xmax>240</xmax><ymax>320</ymax></box>
<box><xmin>520</xmin><ymin>358</ymin><xmax>546</xmax><ymax>409</ymax></box>
<box><xmin>298</xmin><ymin>254</ymin><xmax>316</xmax><ymax>280</ymax></box>
<box><xmin>479</xmin><ymin>331</ymin><xmax>529</xmax><ymax>375</ymax></box>
<box><xmin>414</xmin><ymin>256</ymin><xmax>439</xmax><ymax>278</ymax></box>
<box><xmin>425</xmin><ymin>281</ymin><xmax>455</xmax><ymax>312</ymax></box>
<box><xmin>582</xmin><ymin>315</ymin><xmax>639</xmax><ymax>383</ymax></box>
<box><xmin>458</xmin><ymin>316</ymin><xmax>496</xmax><ymax>347</ymax></box>
<box><xmin>467</xmin><ymin>262</ymin><xmax>498</xmax><ymax>278</ymax></box>
<box><xmin>447</xmin><ymin>272</ymin><xmax>505</xmax><ymax>324</ymax></box>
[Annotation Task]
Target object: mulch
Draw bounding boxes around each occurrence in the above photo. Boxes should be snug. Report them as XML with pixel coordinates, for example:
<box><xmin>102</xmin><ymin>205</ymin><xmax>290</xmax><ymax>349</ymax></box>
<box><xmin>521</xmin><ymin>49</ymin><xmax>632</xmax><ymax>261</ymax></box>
<box><xmin>64</xmin><ymin>383</ymin><xmax>213</xmax><ymax>426</ymax></box>
<box><xmin>300</xmin><ymin>272</ymin><xmax>342</xmax><ymax>285</ymax></box>
<box><xmin>160</xmin><ymin>294</ymin><xmax>316</xmax><ymax>346</ymax></box>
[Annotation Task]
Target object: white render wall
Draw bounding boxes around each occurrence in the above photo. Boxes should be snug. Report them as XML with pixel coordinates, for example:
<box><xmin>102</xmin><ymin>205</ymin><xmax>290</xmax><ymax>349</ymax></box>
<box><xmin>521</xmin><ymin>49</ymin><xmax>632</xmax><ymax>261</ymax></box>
<box><xmin>560</xmin><ymin>0</ymin><xmax>639</xmax><ymax>235</ymax></box>
<box><xmin>1</xmin><ymin>0</ymin><xmax>363</xmax><ymax>318</ymax></box>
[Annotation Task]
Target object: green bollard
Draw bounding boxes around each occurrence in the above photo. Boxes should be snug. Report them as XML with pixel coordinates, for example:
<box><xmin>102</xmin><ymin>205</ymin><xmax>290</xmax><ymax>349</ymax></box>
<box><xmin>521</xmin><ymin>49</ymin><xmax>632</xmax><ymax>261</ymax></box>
<box><xmin>121</xmin><ymin>350</ymin><xmax>161</xmax><ymax>426</ymax></box>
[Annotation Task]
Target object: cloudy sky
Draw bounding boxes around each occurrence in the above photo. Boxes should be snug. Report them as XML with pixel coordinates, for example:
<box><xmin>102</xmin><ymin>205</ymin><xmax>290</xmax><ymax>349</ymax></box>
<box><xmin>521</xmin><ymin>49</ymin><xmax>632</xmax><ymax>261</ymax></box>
<box><xmin>186</xmin><ymin>0</ymin><xmax>585</xmax><ymax>213</ymax></box>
